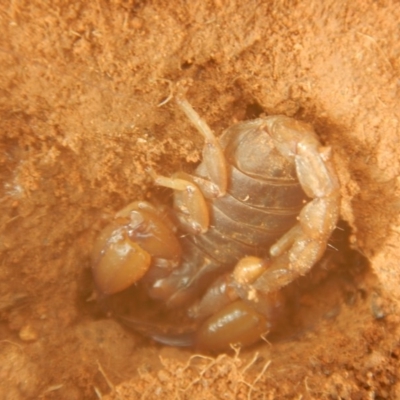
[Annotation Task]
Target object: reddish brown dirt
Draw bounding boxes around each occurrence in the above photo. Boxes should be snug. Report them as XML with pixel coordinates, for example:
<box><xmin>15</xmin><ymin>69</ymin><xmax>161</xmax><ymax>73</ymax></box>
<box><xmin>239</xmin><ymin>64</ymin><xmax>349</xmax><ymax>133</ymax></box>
<box><xmin>1</xmin><ymin>1</ymin><xmax>400</xmax><ymax>399</ymax></box>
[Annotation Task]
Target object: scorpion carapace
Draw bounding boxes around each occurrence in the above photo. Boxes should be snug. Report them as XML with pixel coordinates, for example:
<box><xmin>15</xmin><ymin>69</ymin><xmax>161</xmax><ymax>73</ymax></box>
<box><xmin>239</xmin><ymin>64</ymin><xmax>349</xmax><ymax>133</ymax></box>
<box><xmin>92</xmin><ymin>93</ymin><xmax>340</xmax><ymax>351</ymax></box>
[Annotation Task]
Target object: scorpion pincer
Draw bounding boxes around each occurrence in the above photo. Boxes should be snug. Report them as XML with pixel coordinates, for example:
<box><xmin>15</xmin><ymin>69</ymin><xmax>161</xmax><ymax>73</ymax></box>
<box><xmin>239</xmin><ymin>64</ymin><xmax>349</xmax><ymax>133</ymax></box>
<box><xmin>92</xmin><ymin>93</ymin><xmax>340</xmax><ymax>351</ymax></box>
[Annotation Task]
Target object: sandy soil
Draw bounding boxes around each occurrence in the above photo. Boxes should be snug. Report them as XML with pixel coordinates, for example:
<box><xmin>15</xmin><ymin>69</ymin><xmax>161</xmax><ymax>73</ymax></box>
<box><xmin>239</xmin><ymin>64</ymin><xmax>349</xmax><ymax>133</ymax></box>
<box><xmin>0</xmin><ymin>0</ymin><xmax>400</xmax><ymax>399</ymax></box>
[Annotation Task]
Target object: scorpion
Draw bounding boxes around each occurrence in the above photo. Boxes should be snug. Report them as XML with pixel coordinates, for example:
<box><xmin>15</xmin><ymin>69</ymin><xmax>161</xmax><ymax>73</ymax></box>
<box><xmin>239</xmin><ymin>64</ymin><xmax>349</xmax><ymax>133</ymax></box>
<box><xmin>91</xmin><ymin>90</ymin><xmax>340</xmax><ymax>351</ymax></box>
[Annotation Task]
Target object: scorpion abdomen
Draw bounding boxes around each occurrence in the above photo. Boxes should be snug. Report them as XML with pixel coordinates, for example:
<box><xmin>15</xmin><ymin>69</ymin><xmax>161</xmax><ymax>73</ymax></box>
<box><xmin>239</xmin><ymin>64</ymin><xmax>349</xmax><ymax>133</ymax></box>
<box><xmin>151</xmin><ymin>119</ymin><xmax>309</xmax><ymax>310</ymax></box>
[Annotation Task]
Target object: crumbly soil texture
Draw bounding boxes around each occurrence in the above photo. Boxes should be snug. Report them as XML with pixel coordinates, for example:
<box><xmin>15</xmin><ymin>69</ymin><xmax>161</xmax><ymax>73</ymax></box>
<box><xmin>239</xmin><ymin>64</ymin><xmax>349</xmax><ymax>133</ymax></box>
<box><xmin>1</xmin><ymin>1</ymin><xmax>400</xmax><ymax>399</ymax></box>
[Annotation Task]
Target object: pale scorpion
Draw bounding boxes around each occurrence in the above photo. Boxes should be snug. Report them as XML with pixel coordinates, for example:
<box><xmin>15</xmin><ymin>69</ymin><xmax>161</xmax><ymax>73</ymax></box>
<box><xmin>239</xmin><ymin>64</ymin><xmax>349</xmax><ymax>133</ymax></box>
<box><xmin>91</xmin><ymin>92</ymin><xmax>340</xmax><ymax>351</ymax></box>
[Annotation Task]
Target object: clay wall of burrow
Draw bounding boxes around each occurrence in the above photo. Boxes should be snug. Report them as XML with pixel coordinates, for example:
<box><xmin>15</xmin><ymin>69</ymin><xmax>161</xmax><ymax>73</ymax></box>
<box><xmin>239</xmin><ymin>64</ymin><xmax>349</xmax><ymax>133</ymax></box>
<box><xmin>0</xmin><ymin>1</ymin><xmax>399</xmax><ymax>399</ymax></box>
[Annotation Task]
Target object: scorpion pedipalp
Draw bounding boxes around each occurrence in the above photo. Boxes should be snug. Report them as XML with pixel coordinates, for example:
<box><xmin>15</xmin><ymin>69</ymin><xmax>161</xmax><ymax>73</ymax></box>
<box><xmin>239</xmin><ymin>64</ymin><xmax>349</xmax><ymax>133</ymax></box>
<box><xmin>92</xmin><ymin>225</ymin><xmax>151</xmax><ymax>295</ymax></box>
<box><xmin>92</xmin><ymin>201</ymin><xmax>182</xmax><ymax>295</ymax></box>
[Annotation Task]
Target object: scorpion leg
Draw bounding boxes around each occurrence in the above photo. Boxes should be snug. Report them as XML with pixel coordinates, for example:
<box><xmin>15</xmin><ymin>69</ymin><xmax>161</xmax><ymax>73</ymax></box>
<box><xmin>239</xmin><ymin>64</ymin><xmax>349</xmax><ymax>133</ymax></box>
<box><xmin>150</xmin><ymin>95</ymin><xmax>229</xmax><ymax>233</ymax></box>
<box><xmin>150</xmin><ymin>169</ymin><xmax>210</xmax><ymax>234</ymax></box>
<box><xmin>175</xmin><ymin>95</ymin><xmax>228</xmax><ymax>197</ymax></box>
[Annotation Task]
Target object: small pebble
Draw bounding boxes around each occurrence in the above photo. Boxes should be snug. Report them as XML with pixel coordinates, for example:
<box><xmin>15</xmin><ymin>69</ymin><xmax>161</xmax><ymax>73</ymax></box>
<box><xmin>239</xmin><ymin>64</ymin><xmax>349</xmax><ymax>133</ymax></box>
<box><xmin>19</xmin><ymin>325</ymin><xmax>38</xmax><ymax>342</ymax></box>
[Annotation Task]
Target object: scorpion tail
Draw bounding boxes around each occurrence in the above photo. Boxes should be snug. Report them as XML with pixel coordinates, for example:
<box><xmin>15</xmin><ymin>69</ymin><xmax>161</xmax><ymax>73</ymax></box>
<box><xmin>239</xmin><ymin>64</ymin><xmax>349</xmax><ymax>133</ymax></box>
<box><xmin>116</xmin><ymin>315</ymin><xmax>196</xmax><ymax>347</ymax></box>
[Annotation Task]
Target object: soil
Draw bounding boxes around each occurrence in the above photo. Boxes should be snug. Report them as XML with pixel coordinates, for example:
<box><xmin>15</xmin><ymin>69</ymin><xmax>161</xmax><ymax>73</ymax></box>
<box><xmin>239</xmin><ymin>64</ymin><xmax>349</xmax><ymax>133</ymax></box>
<box><xmin>0</xmin><ymin>0</ymin><xmax>400</xmax><ymax>399</ymax></box>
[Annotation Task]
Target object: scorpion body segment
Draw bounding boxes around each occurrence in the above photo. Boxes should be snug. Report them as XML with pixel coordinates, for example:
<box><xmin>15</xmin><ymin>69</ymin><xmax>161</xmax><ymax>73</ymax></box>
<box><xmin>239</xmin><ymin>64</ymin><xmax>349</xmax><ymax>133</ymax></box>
<box><xmin>92</xmin><ymin>95</ymin><xmax>340</xmax><ymax>351</ymax></box>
